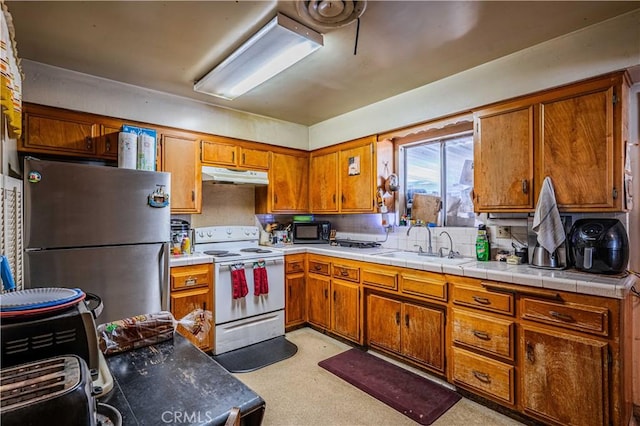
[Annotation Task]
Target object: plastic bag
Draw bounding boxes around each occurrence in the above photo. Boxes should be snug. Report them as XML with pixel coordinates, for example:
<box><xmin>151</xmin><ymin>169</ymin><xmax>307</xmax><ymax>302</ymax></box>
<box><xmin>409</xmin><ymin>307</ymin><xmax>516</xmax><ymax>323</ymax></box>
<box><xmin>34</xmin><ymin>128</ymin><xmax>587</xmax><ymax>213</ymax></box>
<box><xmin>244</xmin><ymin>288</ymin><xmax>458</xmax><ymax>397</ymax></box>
<box><xmin>97</xmin><ymin>309</ymin><xmax>212</xmax><ymax>356</ymax></box>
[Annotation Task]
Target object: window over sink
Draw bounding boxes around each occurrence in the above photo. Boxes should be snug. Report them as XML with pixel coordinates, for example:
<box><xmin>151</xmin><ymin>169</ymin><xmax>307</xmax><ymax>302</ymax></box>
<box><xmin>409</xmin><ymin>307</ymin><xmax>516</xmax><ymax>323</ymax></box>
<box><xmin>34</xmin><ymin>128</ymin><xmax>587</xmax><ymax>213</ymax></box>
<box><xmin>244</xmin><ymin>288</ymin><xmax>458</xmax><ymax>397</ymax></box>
<box><xmin>401</xmin><ymin>132</ymin><xmax>476</xmax><ymax>227</ymax></box>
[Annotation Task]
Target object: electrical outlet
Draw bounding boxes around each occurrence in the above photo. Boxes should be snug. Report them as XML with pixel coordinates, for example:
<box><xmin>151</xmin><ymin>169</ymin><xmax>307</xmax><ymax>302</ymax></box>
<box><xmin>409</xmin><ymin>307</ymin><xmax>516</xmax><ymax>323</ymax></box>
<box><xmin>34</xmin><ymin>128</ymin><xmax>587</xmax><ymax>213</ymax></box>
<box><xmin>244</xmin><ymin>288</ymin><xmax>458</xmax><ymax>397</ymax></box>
<box><xmin>496</xmin><ymin>226</ymin><xmax>511</xmax><ymax>238</ymax></box>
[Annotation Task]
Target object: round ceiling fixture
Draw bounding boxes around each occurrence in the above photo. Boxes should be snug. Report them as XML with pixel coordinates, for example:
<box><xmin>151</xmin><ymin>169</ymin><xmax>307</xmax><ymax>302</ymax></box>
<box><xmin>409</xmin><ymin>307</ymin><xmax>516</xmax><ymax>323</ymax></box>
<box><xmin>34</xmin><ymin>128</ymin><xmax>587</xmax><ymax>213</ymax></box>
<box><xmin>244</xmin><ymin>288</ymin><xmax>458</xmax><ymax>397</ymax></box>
<box><xmin>295</xmin><ymin>1</ymin><xmax>367</xmax><ymax>30</ymax></box>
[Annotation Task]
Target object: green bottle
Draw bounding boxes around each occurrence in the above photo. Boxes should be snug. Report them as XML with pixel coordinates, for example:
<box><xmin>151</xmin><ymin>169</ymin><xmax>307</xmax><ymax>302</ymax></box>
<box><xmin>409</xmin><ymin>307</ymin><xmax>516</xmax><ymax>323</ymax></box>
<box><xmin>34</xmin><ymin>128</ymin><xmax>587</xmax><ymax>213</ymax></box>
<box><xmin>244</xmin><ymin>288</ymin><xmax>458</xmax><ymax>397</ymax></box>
<box><xmin>476</xmin><ymin>225</ymin><xmax>490</xmax><ymax>261</ymax></box>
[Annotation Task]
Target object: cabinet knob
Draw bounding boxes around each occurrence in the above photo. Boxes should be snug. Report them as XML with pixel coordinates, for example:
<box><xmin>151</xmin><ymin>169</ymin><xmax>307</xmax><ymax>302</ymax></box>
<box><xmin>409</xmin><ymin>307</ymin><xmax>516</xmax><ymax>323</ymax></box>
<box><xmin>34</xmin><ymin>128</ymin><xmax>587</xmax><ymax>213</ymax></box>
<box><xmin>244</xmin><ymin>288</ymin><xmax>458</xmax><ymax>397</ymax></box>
<box><xmin>404</xmin><ymin>314</ymin><xmax>410</xmax><ymax>327</ymax></box>
<box><xmin>324</xmin><ymin>289</ymin><xmax>328</xmax><ymax>299</ymax></box>
<box><xmin>105</xmin><ymin>141</ymin><xmax>111</xmax><ymax>152</ymax></box>
<box><xmin>185</xmin><ymin>277</ymin><xmax>197</xmax><ymax>286</ymax></box>
<box><xmin>395</xmin><ymin>311</ymin><xmax>400</xmax><ymax>325</ymax></box>
<box><xmin>86</xmin><ymin>137</ymin><xmax>93</xmax><ymax>151</ymax></box>
<box><xmin>522</xmin><ymin>179</ymin><xmax>528</xmax><ymax>194</ymax></box>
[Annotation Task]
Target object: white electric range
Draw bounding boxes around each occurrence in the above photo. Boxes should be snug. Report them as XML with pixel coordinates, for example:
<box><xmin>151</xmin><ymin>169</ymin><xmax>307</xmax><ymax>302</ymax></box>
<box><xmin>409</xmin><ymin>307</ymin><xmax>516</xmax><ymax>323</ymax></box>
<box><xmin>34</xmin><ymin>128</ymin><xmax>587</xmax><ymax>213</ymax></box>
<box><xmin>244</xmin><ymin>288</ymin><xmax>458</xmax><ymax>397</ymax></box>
<box><xmin>193</xmin><ymin>226</ymin><xmax>284</xmax><ymax>355</ymax></box>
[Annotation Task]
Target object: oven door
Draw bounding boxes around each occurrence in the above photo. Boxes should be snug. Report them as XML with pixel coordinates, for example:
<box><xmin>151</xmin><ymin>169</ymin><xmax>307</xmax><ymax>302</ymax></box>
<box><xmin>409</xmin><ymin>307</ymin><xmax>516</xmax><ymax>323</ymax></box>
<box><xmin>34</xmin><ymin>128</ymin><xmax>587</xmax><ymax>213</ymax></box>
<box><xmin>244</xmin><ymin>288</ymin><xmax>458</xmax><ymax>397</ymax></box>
<box><xmin>214</xmin><ymin>257</ymin><xmax>285</xmax><ymax>325</ymax></box>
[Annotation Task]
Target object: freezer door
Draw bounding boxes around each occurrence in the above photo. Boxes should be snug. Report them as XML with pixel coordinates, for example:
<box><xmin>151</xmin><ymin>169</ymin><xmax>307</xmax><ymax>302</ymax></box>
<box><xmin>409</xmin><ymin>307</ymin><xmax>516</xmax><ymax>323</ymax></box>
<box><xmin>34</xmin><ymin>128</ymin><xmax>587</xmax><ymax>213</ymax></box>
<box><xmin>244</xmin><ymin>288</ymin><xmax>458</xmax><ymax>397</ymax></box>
<box><xmin>24</xmin><ymin>243</ymin><xmax>170</xmax><ymax>324</ymax></box>
<box><xmin>24</xmin><ymin>158</ymin><xmax>170</xmax><ymax>249</ymax></box>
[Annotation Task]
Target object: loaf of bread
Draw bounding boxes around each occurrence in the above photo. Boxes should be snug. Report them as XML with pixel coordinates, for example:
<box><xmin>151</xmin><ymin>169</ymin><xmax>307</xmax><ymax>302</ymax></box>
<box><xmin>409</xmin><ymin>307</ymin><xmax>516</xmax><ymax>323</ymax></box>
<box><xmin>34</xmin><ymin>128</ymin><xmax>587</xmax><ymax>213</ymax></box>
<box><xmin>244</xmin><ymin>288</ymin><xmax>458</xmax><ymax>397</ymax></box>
<box><xmin>97</xmin><ymin>311</ymin><xmax>175</xmax><ymax>355</ymax></box>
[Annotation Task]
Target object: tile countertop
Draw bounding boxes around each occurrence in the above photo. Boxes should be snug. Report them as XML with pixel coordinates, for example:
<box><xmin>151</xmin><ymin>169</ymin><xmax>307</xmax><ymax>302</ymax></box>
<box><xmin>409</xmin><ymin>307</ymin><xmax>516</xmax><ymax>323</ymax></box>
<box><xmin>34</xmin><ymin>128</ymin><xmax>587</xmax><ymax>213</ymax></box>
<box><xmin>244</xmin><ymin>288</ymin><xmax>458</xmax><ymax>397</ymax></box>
<box><xmin>278</xmin><ymin>244</ymin><xmax>638</xmax><ymax>300</ymax></box>
<box><xmin>169</xmin><ymin>252</ymin><xmax>214</xmax><ymax>267</ymax></box>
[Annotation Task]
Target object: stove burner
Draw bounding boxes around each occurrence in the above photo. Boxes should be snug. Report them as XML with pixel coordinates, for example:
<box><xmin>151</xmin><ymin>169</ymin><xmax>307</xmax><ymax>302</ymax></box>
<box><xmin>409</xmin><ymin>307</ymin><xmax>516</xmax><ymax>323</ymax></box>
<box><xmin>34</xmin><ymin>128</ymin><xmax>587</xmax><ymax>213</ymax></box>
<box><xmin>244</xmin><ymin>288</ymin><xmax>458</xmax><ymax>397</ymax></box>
<box><xmin>335</xmin><ymin>240</ymin><xmax>381</xmax><ymax>249</ymax></box>
<box><xmin>203</xmin><ymin>250</ymin><xmax>229</xmax><ymax>256</ymax></box>
<box><xmin>215</xmin><ymin>253</ymin><xmax>241</xmax><ymax>257</ymax></box>
<box><xmin>240</xmin><ymin>248</ymin><xmax>272</xmax><ymax>254</ymax></box>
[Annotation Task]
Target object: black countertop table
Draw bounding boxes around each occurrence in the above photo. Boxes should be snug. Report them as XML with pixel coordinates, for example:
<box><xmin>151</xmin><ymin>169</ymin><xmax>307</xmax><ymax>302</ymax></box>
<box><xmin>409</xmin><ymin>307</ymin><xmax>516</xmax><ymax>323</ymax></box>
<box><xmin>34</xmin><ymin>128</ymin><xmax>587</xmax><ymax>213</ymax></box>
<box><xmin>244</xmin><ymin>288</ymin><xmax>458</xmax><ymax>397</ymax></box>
<box><xmin>99</xmin><ymin>334</ymin><xmax>265</xmax><ymax>425</ymax></box>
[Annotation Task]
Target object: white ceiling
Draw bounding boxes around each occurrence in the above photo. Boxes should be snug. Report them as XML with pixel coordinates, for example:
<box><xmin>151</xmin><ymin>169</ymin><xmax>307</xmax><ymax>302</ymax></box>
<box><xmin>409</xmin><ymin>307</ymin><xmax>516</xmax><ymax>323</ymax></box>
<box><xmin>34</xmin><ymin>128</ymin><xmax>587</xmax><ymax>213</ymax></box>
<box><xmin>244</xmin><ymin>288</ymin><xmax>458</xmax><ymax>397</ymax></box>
<box><xmin>6</xmin><ymin>1</ymin><xmax>640</xmax><ymax>126</ymax></box>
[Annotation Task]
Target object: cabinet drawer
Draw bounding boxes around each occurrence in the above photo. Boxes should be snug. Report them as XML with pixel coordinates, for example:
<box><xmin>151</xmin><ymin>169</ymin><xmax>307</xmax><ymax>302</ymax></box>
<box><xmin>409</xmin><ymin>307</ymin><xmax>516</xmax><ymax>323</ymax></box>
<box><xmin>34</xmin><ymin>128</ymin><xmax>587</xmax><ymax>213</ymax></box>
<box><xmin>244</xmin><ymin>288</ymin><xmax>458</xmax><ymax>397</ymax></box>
<box><xmin>286</xmin><ymin>258</ymin><xmax>305</xmax><ymax>274</ymax></box>
<box><xmin>332</xmin><ymin>263</ymin><xmax>360</xmax><ymax>282</ymax></box>
<box><xmin>451</xmin><ymin>309</ymin><xmax>515</xmax><ymax>361</ymax></box>
<box><xmin>400</xmin><ymin>271</ymin><xmax>447</xmax><ymax>302</ymax></box>
<box><xmin>452</xmin><ymin>347</ymin><xmax>515</xmax><ymax>406</ymax></box>
<box><xmin>521</xmin><ymin>298</ymin><xmax>609</xmax><ymax>337</ymax></box>
<box><xmin>452</xmin><ymin>285</ymin><xmax>514</xmax><ymax>315</ymax></box>
<box><xmin>362</xmin><ymin>268</ymin><xmax>397</xmax><ymax>290</ymax></box>
<box><xmin>170</xmin><ymin>264</ymin><xmax>211</xmax><ymax>290</ymax></box>
<box><xmin>308</xmin><ymin>259</ymin><xmax>330</xmax><ymax>276</ymax></box>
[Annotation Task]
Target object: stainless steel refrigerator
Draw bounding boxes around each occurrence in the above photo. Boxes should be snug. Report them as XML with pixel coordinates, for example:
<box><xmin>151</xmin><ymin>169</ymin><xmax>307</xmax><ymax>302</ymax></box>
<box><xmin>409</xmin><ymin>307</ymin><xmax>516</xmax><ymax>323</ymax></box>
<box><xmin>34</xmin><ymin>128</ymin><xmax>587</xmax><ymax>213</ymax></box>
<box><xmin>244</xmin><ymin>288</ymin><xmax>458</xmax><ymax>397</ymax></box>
<box><xmin>23</xmin><ymin>158</ymin><xmax>171</xmax><ymax>324</ymax></box>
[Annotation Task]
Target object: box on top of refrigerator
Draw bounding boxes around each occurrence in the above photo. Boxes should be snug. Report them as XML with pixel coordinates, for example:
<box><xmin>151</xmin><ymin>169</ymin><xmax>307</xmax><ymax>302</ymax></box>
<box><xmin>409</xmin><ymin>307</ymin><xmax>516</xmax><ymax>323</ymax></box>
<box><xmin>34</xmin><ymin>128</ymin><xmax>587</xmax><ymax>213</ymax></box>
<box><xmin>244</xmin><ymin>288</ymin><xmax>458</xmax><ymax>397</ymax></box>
<box><xmin>120</xmin><ymin>125</ymin><xmax>157</xmax><ymax>171</ymax></box>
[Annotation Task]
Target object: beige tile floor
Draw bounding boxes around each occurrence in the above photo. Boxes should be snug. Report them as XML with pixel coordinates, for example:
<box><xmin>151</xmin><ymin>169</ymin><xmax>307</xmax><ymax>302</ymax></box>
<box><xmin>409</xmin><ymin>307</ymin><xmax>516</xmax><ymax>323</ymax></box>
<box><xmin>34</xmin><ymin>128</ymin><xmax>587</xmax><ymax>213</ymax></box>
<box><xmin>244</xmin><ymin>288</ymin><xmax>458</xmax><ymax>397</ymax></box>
<box><xmin>233</xmin><ymin>328</ymin><xmax>525</xmax><ymax>425</ymax></box>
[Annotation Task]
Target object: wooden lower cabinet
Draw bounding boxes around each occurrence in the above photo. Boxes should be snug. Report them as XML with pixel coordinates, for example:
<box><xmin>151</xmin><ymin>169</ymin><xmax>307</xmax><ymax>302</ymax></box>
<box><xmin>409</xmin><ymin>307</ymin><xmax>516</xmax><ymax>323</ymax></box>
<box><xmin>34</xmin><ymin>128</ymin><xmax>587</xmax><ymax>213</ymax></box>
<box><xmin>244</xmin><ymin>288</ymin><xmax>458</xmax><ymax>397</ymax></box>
<box><xmin>332</xmin><ymin>279</ymin><xmax>360</xmax><ymax>342</ymax></box>
<box><xmin>285</xmin><ymin>254</ymin><xmax>306</xmax><ymax>329</ymax></box>
<box><xmin>367</xmin><ymin>293</ymin><xmax>445</xmax><ymax>373</ymax></box>
<box><xmin>520</xmin><ymin>325</ymin><xmax>609</xmax><ymax>426</ymax></box>
<box><xmin>169</xmin><ymin>264</ymin><xmax>213</xmax><ymax>352</ymax></box>
<box><xmin>307</xmin><ymin>273</ymin><xmax>331</xmax><ymax>329</ymax></box>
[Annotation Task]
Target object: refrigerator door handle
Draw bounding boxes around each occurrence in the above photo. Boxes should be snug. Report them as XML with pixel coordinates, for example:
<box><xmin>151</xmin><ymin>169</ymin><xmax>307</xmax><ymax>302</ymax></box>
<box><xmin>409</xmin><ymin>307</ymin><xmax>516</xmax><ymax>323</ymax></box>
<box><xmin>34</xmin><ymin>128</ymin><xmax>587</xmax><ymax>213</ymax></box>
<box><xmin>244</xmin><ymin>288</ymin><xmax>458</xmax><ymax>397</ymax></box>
<box><xmin>161</xmin><ymin>242</ymin><xmax>170</xmax><ymax>312</ymax></box>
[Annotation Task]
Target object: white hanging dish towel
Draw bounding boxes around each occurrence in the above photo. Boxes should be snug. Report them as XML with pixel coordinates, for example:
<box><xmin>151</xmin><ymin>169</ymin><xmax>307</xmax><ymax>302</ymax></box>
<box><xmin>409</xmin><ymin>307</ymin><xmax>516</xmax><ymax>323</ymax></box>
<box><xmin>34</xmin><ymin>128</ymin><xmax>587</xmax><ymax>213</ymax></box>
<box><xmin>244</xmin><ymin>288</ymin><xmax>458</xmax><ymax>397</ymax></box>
<box><xmin>532</xmin><ymin>177</ymin><xmax>565</xmax><ymax>254</ymax></box>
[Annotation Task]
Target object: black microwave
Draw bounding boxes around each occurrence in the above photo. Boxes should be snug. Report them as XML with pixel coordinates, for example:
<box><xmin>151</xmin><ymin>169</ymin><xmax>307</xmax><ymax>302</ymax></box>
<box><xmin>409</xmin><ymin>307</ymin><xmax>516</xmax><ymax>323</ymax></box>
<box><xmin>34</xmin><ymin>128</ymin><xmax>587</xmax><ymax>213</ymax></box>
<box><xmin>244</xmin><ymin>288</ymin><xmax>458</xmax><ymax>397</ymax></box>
<box><xmin>292</xmin><ymin>221</ymin><xmax>331</xmax><ymax>244</ymax></box>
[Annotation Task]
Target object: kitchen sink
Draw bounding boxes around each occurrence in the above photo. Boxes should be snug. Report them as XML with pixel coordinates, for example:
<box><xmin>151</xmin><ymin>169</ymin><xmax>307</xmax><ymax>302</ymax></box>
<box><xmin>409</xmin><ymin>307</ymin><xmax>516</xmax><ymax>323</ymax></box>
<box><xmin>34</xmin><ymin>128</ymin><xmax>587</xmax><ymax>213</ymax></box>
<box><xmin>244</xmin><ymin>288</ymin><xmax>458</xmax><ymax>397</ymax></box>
<box><xmin>373</xmin><ymin>251</ymin><xmax>474</xmax><ymax>265</ymax></box>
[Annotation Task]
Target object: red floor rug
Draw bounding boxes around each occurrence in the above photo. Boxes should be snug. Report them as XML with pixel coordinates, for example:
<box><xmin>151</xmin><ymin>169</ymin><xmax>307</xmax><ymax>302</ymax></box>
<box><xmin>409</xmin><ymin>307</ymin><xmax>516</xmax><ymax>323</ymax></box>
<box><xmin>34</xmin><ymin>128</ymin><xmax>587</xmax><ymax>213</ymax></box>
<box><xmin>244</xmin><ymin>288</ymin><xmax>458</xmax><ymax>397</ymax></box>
<box><xmin>318</xmin><ymin>348</ymin><xmax>461</xmax><ymax>425</ymax></box>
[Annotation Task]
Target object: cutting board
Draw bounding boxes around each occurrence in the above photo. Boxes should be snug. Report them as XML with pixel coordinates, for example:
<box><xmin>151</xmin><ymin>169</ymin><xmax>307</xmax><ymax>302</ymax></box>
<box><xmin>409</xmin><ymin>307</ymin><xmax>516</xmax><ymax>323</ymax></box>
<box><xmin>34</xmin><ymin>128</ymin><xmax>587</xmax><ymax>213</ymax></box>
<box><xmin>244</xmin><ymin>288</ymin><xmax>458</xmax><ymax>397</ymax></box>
<box><xmin>412</xmin><ymin>194</ymin><xmax>441</xmax><ymax>224</ymax></box>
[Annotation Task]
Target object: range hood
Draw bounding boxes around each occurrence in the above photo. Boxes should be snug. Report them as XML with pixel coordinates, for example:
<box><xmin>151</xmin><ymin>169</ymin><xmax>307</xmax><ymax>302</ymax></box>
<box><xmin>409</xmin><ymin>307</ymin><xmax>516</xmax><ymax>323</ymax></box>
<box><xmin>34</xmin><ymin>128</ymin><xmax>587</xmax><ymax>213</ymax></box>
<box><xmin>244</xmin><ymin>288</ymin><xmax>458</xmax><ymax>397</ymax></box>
<box><xmin>201</xmin><ymin>166</ymin><xmax>269</xmax><ymax>185</ymax></box>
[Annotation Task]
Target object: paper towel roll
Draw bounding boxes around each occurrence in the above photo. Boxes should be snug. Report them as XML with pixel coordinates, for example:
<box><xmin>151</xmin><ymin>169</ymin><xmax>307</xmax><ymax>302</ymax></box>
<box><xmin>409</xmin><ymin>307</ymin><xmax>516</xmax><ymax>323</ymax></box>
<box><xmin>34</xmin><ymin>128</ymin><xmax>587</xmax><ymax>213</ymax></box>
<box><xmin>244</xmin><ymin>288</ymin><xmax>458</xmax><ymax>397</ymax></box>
<box><xmin>118</xmin><ymin>132</ymin><xmax>137</xmax><ymax>169</ymax></box>
<box><xmin>137</xmin><ymin>132</ymin><xmax>156</xmax><ymax>171</ymax></box>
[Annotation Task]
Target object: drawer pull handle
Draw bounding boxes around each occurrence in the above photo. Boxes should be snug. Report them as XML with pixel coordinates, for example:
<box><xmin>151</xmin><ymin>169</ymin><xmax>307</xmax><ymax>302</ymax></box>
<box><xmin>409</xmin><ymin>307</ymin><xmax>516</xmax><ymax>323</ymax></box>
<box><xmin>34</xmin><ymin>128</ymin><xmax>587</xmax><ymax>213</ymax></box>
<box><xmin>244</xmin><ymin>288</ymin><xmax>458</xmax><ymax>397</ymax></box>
<box><xmin>472</xmin><ymin>330</ymin><xmax>491</xmax><ymax>341</ymax></box>
<box><xmin>405</xmin><ymin>314</ymin><xmax>410</xmax><ymax>327</ymax></box>
<box><xmin>340</xmin><ymin>269</ymin><xmax>349</xmax><ymax>276</ymax></box>
<box><xmin>472</xmin><ymin>296</ymin><xmax>491</xmax><ymax>305</ymax></box>
<box><xmin>185</xmin><ymin>277</ymin><xmax>197</xmax><ymax>286</ymax></box>
<box><xmin>395</xmin><ymin>312</ymin><xmax>400</xmax><ymax>325</ymax></box>
<box><xmin>472</xmin><ymin>370</ymin><xmax>491</xmax><ymax>384</ymax></box>
<box><xmin>313</xmin><ymin>264</ymin><xmax>322</xmax><ymax>271</ymax></box>
<box><xmin>291</xmin><ymin>263</ymin><xmax>300</xmax><ymax>270</ymax></box>
<box><xmin>549</xmin><ymin>310</ymin><xmax>575</xmax><ymax>322</ymax></box>
<box><xmin>324</xmin><ymin>289</ymin><xmax>328</xmax><ymax>299</ymax></box>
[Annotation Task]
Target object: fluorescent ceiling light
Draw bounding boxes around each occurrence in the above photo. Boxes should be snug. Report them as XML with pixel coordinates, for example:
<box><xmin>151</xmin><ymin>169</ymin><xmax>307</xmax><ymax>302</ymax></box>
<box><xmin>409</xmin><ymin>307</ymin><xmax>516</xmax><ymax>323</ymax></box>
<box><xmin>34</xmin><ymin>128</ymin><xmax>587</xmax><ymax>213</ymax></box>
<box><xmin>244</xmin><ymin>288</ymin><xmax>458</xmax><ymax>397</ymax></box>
<box><xmin>194</xmin><ymin>13</ymin><xmax>323</xmax><ymax>100</ymax></box>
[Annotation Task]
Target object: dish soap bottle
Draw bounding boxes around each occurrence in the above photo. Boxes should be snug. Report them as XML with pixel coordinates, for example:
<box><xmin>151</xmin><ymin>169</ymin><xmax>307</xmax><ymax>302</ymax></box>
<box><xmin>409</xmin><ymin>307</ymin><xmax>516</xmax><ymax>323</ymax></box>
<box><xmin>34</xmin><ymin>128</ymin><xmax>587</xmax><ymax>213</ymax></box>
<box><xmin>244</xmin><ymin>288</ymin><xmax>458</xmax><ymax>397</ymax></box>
<box><xmin>476</xmin><ymin>224</ymin><xmax>490</xmax><ymax>261</ymax></box>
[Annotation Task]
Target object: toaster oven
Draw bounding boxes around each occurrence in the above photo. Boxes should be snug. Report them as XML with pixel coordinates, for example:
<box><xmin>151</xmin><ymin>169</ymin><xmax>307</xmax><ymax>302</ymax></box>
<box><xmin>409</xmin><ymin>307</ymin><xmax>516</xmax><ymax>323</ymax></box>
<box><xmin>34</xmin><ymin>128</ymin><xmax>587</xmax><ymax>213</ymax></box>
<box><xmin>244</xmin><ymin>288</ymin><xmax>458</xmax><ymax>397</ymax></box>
<box><xmin>0</xmin><ymin>302</ymin><xmax>100</xmax><ymax>372</ymax></box>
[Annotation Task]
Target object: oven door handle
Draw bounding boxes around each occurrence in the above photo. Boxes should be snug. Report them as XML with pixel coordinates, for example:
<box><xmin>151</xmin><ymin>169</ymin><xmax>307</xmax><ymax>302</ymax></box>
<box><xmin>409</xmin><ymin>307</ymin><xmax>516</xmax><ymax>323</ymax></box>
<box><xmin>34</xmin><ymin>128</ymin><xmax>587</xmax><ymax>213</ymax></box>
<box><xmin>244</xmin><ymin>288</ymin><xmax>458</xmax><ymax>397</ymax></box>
<box><xmin>222</xmin><ymin>258</ymin><xmax>284</xmax><ymax>269</ymax></box>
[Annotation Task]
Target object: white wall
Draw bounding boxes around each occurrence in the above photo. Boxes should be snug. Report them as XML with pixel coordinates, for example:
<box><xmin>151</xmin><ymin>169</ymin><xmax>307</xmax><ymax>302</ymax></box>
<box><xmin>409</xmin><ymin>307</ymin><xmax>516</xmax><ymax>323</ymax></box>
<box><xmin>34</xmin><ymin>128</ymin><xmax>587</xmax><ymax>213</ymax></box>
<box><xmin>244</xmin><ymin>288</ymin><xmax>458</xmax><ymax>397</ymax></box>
<box><xmin>309</xmin><ymin>9</ymin><xmax>640</xmax><ymax>149</ymax></box>
<box><xmin>21</xmin><ymin>60</ymin><xmax>309</xmax><ymax>150</ymax></box>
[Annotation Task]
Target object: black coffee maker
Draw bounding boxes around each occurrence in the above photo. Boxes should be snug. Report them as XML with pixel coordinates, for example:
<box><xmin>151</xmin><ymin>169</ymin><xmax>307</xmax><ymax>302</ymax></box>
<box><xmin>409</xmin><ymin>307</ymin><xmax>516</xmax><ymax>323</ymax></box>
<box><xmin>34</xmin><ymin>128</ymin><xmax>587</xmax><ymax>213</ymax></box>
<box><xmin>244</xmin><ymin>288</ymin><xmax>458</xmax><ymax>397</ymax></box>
<box><xmin>567</xmin><ymin>219</ymin><xmax>629</xmax><ymax>274</ymax></box>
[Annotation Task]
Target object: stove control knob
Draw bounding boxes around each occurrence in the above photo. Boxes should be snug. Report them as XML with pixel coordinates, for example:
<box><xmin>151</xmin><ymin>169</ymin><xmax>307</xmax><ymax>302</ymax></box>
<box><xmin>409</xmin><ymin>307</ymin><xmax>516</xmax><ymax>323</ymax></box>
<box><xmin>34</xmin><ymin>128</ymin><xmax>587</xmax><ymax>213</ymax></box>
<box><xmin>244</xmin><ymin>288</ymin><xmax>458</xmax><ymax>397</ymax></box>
<box><xmin>197</xmin><ymin>231</ymin><xmax>204</xmax><ymax>238</ymax></box>
<box><xmin>226</xmin><ymin>228</ymin><xmax>232</xmax><ymax>235</ymax></box>
<box><xmin>207</xmin><ymin>231</ymin><xmax>212</xmax><ymax>237</ymax></box>
<box><xmin>244</xmin><ymin>229</ymin><xmax>250</xmax><ymax>236</ymax></box>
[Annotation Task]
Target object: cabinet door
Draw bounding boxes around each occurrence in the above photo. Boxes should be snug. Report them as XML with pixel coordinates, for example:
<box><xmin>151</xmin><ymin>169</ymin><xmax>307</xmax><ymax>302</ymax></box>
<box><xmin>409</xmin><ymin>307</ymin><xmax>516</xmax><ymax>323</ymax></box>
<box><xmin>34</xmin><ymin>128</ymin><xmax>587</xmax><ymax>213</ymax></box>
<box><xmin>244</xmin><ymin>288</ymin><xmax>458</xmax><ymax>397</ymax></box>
<box><xmin>171</xmin><ymin>288</ymin><xmax>212</xmax><ymax>351</ymax></box>
<box><xmin>285</xmin><ymin>273</ymin><xmax>306</xmax><ymax>328</ymax></box>
<box><xmin>201</xmin><ymin>140</ymin><xmax>238</xmax><ymax>166</ymax></box>
<box><xmin>309</xmin><ymin>151</ymin><xmax>339</xmax><ymax>212</ymax></box>
<box><xmin>307</xmin><ymin>274</ymin><xmax>330</xmax><ymax>329</ymax></box>
<box><xmin>240</xmin><ymin>148</ymin><xmax>270</xmax><ymax>170</ymax></box>
<box><xmin>538</xmin><ymin>86</ymin><xmax>615</xmax><ymax>210</ymax></box>
<box><xmin>474</xmin><ymin>105</ymin><xmax>534</xmax><ymax>211</ymax></box>
<box><xmin>161</xmin><ymin>134</ymin><xmax>201</xmax><ymax>213</ymax></box>
<box><xmin>23</xmin><ymin>106</ymin><xmax>99</xmax><ymax>156</ymax></box>
<box><xmin>270</xmin><ymin>152</ymin><xmax>309</xmax><ymax>212</ymax></box>
<box><xmin>402</xmin><ymin>302</ymin><xmax>445</xmax><ymax>372</ymax></box>
<box><xmin>367</xmin><ymin>294</ymin><xmax>401</xmax><ymax>353</ymax></box>
<box><xmin>98</xmin><ymin>124</ymin><xmax>121</xmax><ymax>160</ymax></box>
<box><xmin>331</xmin><ymin>279</ymin><xmax>360</xmax><ymax>342</ymax></box>
<box><xmin>339</xmin><ymin>143</ymin><xmax>375</xmax><ymax>212</ymax></box>
<box><xmin>521</xmin><ymin>326</ymin><xmax>608</xmax><ymax>426</ymax></box>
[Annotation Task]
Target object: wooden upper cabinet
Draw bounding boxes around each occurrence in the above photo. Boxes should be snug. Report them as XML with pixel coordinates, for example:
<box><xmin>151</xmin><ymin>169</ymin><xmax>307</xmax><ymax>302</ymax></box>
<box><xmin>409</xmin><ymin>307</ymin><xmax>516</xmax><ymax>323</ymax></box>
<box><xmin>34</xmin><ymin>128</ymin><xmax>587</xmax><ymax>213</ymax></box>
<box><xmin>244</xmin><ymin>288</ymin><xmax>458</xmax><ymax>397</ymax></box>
<box><xmin>474</xmin><ymin>104</ymin><xmax>534</xmax><ymax>212</ymax></box>
<box><xmin>256</xmin><ymin>151</ymin><xmax>308</xmax><ymax>213</ymax></box>
<box><xmin>339</xmin><ymin>139</ymin><xmax>376</xmax><ymax>213</ymax></box>
<box><xmin>538</xmin><ymin>84</ymin><xmax>617</xmax><ymax>211</ymax></box>
<box><xmin>161</xmin><ymin>133</ymin><xmax>201</xmax><ymax>214</ymax></box>
<box><xmin>22</xmin><ymin>103</ymin><xmax>99</xmax><ymax>157</ymax></box>
<box><xmin>201</xmin><ymin>139</ymin><xmax>270</xmax><ymax>170</ymax></box>
<box><xmin>201</xmin><ymin>140</ymin><xmax>237</xmax><ymax>166</ymax></box>
<box><xmin>309</xmin><ymin>151</ymin><xmax>339</xmax><ymax>212</ymax></box>
<box><xmin>98</xmin><ymin>124</ymin><xmax>121</xmax><ymax>160</ymax></box>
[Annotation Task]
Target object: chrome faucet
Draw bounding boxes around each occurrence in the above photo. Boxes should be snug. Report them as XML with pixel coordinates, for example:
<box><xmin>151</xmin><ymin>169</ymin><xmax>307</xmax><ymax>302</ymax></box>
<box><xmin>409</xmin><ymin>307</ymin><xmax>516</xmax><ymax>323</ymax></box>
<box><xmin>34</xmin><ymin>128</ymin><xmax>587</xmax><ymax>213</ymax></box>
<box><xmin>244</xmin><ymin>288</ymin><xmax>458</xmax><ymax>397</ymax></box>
<box><xmin>407</xmin><ymin>222</ymin><xmax>436</xmax><ymax>256</ymax></box>
<box><xmin>438</xmin><ymin>231</ymin><xmax>460</xmax><ymax>258</ymax></box>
